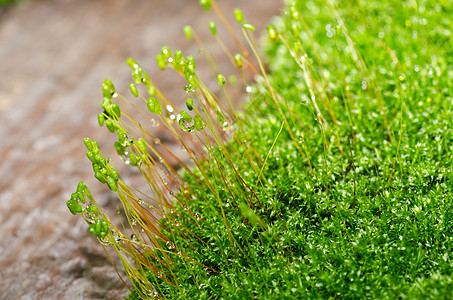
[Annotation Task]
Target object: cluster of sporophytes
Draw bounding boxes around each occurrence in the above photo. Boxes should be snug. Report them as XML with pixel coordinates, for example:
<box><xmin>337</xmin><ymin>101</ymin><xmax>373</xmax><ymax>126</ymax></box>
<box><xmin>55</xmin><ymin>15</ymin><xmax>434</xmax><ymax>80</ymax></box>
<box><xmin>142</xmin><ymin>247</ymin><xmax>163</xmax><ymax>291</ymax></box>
<box><xmin>67</xmin><ymin>0</ymin><xmax>453</xmax><ymax>298</ymax></box>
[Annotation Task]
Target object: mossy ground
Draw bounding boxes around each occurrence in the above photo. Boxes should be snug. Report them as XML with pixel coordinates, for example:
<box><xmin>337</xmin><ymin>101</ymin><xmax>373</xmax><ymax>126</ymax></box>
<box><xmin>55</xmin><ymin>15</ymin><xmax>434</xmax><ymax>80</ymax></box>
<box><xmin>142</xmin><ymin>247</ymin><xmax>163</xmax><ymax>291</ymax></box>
<box><xmin>121</xmin><ymin>0</ymin><xmax>453</xmax><ymax>298</ymax></box>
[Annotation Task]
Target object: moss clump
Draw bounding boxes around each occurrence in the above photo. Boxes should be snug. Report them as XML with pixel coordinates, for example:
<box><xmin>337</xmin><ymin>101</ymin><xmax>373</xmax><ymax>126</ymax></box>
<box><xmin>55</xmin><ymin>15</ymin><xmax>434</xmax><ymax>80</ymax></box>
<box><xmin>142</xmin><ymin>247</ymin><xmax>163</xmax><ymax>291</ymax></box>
<box><xmin>68</xmin><ymin>0</ymin><xmax>453</xmax><ymax>299</ymax></box>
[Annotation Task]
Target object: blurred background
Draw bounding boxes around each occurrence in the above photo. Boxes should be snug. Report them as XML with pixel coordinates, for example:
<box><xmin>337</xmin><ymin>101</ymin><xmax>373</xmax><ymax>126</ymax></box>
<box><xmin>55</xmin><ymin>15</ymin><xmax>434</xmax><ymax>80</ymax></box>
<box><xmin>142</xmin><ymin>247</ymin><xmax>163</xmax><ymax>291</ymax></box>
<box><xmin>0</xmin><ymin>0</ymin><xmax>282</xmax><ymax>298</ymax></box>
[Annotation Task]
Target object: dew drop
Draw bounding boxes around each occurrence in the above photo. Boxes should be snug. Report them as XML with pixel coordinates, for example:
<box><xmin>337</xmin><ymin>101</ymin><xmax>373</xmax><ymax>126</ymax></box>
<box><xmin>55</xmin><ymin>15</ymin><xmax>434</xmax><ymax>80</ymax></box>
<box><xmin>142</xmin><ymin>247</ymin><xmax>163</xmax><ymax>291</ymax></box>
<box><xmin>166</xmin><ymin>241</ymin><xmax>176</xmax><ymax>249</ymax></box>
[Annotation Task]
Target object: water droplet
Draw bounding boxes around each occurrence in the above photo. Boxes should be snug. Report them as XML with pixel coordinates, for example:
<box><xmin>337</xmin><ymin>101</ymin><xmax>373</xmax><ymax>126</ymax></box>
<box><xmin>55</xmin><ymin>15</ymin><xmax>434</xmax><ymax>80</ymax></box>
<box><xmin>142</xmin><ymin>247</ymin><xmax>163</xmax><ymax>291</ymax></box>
<box><xmin>414</xmin><ymin>65</ymin><xmax>420</xmax><ymax>72</ymax></box>
<box><xmin>166</xmin><ymin>105</ymin><xmax>174</xmax><ymax>113</ymax></box>
<box><xmin>166</xmin><ymin>241</ymin><xmax>176</xmax><ymax>249</ymax></box>
<box><xmin>246</xmin><ymin>86</ymin><xmax>252</xmax><ymax>93</ymax></box>
<box><xmin>361</xmin><ymin>80</ymin><xmax>367</xmax><ymax>90</ymax></box>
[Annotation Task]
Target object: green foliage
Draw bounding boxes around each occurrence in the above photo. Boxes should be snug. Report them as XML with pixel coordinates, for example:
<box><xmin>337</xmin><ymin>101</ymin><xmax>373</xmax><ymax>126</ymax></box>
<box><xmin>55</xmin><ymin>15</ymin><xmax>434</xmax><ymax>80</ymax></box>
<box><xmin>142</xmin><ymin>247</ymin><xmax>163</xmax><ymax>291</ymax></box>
<box><xmin>0</xmin><ymin>0</ymin><xmax>22</xmax><ymax>6</ymax></box>
<box><xmin>68</xmin><ymin>0</ymin><xmax>453</xmax><ymax>299</ymax></box>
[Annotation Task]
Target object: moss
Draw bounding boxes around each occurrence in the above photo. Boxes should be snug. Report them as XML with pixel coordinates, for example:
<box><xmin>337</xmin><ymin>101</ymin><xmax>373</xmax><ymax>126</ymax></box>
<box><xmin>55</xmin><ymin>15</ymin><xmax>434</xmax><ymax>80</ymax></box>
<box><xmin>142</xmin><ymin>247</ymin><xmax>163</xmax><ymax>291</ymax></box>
<box><xmin>69</xmin><ymin>0</ymin><xmax>453</xmax><ymax>299</ymax></box>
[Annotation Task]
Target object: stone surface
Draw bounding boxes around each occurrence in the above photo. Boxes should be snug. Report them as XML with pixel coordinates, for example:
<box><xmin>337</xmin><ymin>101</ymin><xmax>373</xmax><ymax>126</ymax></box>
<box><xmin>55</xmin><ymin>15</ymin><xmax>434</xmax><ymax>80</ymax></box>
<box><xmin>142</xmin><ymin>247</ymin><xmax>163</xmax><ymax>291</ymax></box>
<box><xmin>0</xmin><ymin>0</ymin><xmax>282</xmax><ymax>299</ymax></box>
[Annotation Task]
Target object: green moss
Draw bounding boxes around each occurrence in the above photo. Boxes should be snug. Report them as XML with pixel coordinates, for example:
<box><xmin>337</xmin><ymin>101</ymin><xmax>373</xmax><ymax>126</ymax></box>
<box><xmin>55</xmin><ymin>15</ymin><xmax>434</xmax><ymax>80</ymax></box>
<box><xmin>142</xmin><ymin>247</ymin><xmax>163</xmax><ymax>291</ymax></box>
<box><xmin>132</xmin><ymin>0</ymin><xmax>452</xmax><ymax>298</ymax></box>
<box><xmin>69</xmin><ymin>0</ymin><xmax>453</xmax><ymax>299</ymax></box>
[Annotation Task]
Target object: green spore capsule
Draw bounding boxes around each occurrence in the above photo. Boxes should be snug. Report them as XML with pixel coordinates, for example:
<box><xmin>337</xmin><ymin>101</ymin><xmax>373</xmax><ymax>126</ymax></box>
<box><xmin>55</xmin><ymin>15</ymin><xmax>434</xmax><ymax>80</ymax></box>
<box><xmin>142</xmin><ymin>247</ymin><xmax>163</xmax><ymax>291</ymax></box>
<box><xmin>91</xmin><ymin>148</ymin><xmax>99</xmax><ymax>158</ymax></box>
<box><xmin>186</xmin><ymin>55</ymin><xmax>195</xmax><ymax>67</ymax></box>
<box><xmin>95</xmin><ymin>171</ymin><xmax>106</xmax><ymax>183</ymax></box>
<box><xmin>110</xmin><ymin>168</ymin><xmax>119</xmax><ymax>182</ymax></box>
<box><xmin>107</xmin><ymin>176</ymin><xmax>118</xmax><ymax>191</ymax></box>
<box><xmin>67</xmin><ymin>200</ymin><xmax>82</xmax><ymax>215</ymax></box>
<box><xmin>83</xmin><ymin>138</ymin><xmax>93</xmax><ymax>151</ymax></box>
<box><xmin>114</xmin><ymin>141</ymin><xmax>126</xmax><ymax>155</ymax></box>
<box><xmin>186</xmin><ymin>75</ymin><xmax>198</xmax><ymax>88</ymax></box>
<box><xmin>102</xmin><ymin>79</ymin><xmax>115</xmax><ymax>99</ymax></box>
<box><xmin>184</xmin><ymin>67</ymin><xmax>193</xmax><ymax>82</ymax></box>
<box><xmin>88</xmin><ymin>224</ymin><xmax>96</xmax><ymax>235</ymax></box>
<box><xmin>101</xmin><ymin>98</ymin><xmax>111</xmax><ymax>112</ymax></box>
<box><xmin>110</xmin><ymin>103</ymin><xmax>121</xmax><ymax>118</ymax></box>
<box><xmin>267</xmin><ymin>25</ymin><xmax>278</xmax><ymax>41</ymax></box>
<box><xmin>97</xmin><ymin>113</ymin><xmax>105</xmax><ymax>127</ymax></box>
<box><xmin>209</xmin><ymin>21</ymin><xmax>217</xmax><ymax>36</ymax></box>
<box><xmin>128</xmin><ymin>152</ymin><xmax>138</xmax><ymax>166</ymax></box>
<box><xmin>174</xmin><ymin>50</ymin><xmax>185</xmax><ymax>71</ymax></box>
<box><xmin>234</xmin><ymin>54</ymin><xmax>243</xmax><ymax>68</ymax></box>
<box><xmin>96</xmin><ymin>155</ymin><xmax>106</xmax><ymax>167</ymax></box>
<box><xmin>101</xmin><ymin>220</ymin><xmax>109</xmax><ymax>232</ymax></box>
<box><xmin>132</xmin><ymin>69</ymin><xmax>142</xmax><ymax>84</ymax></box>
<box><xmin>129</xmin><ymin>83</ymin><xmax>138</xmax><ymax>97</ymax></box>
<box><xmin>92</xmin><ymin>140</ymin><xmax>99</xmax><ymax>151</ymax></box>
<box><xmin>77</xmin><ymin>191</ymin><xmax>86</xmax><ymax>204</ymax></box>
<box><xmin>185</xmin><ymin>56</ymin><xmax>196</xmax><ymax>75</ymax></box>
<box><xmin>179</xmin><ymin>118</ymin><xmax>194</xmax><ymax>132</ymax></box>
<box><xmin>335</xmin><ymin>24</ymin><xmax>342</xmax><ymax>34</ymax></box>
<box><xmin>199</xmin><ymin>0</ymin><xmax>211</xmax><ymax>11</ymax></box>
<box><xmin>186</xmin><ymin>98</ymin><xmax>194</xmax><ymax>111</ymax></box>
<box><xmin>156</xmin><ymin>54</ymin><xmax>166</xmax><ymax>70</ymax></box>
<box><xmin>180</xmin><ymin>110</ymin><xmax>192</xmax><ymax>122</ymax></box>
<box><xmin>140</xmin><ymin>69</ymin><xmax>150</xmax><ymax>84</ymax></box>
<box><xmin>194</xmin><ymin>115</ymin><xmax>206</xmax><ymax>131</ymax></box>
<box><xmin>174</xmin><ymin>50</ymin><xmax>184</xmax><ymax>62</ymax></box>
<box><xmin>70</xmin><ymin>192</ymin><xmax>78</xmax><ymax>201</ymax></box>
<box><xmin>161</xmin><ymin>46</ymin><xmax>172</xmax><ymax>60</ymax></box>
<box><xmin>77</xmin><ymin>181</ymin><xmax>87</xmax><ymax>193</ymax></box>
<box><xmin>242</xmin><ymin>23</ymin><xmax>256</xmax><ymax>31</ymax></box>
<box><xmin>84</xmin><ymin>185</ymin><xmax>93</xmax><ymax>201</ymax></box>
<box><xmin>234</xmin><ymin>8</ymin><xmax>244</xmax><ymax>23</ymax></box>
<box><xmin>217</xmin><ymin>73</ymin><xmax>226</xmax><ymax>86</ymax></box>
<box><xmin>117</xmin><ymin>129</ymin><xmax>126</xmax><ymax>146</ymax></box>
<box><xmin>99</xmin><ymin>167</ymin><xmax>108</xmax><ymax>178</ymax></box>
<box><xmin>88</xmin><ymin>205</ymin><xmax>99</xmax><ymax>215</ymax></box>
<box><xmin>86</xmin><ymin>150</ymin><xmax>96</xmax><ymax>163</ymax></box>
<box><xmin>147</xmin><ymin>84</ymin><xmax>156</xmax><ymax>96</ymax></box>
<box><xmin>126</xmin><ymin>58</ymin><xmax>139</xmax><ymax>69</ymax></box>
<box><xmin>95</xmin><ymin>219</ymin><xmax>102</xmax><ymax>234</ymax></box>
<box><xmin>147</xmin><ymin>97</ymin><xmax>162</xmax><ymax>114</ymax></box>
<box><xmin>105</xmin><ymin>119</ymin><xmax>116</xmax><ymax>133</ymax></box>
<box><xmin>183</xmin><ymin>25</ymin><xmax>193</xmax><ymax>40</ymax></box>
<box><xmin>137</xmin><ymin>138</ymin><xmax>147</xmax><ymax>154</ymax></box>
<box><xmin>92</xmin><ymin>162</ymin><xmax>101</xmax><ymax>173</ymax></box>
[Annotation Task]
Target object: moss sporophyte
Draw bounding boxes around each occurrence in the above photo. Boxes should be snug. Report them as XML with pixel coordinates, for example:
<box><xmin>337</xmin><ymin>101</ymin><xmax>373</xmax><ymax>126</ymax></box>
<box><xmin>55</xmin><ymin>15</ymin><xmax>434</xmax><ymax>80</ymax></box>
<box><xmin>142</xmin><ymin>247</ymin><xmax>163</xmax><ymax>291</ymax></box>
<box><xmin>68</xmin><ymin>0</ymin><xmax>453</xmax><ymax>299</ymax></box>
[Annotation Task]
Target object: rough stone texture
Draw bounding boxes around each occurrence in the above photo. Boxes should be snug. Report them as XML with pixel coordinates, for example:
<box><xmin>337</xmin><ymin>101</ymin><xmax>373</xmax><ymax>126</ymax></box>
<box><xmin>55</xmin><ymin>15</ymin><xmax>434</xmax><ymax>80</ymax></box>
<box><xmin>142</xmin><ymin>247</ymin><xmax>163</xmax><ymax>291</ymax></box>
<box><xmin>0</xmin><ymin>0</ymin><xmax>282</xmax><ymax>299</ymax></box>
